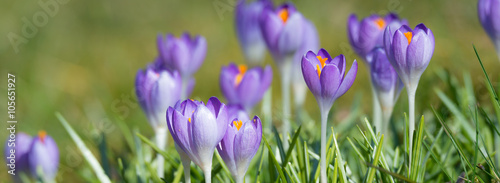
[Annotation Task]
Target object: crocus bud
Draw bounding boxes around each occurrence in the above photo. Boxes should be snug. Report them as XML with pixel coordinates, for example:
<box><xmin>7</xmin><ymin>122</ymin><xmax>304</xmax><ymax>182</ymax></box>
<box><xmin>235</xmin><ymin>0</ymin><xmax>272</xmax><ymax>65</ymax></box>
<box><xmin>166</xmin><ymin>97</ymin><xmax>228</xmax><ymax>173</ymax></box>
<box><xmin>4</xmin><ymin>132</ymin><xmax>32</xmax><ymax>180</ymax></box>
<box><xmin>383</xmin><ymin>24</ymin><xmax>434</xmax><ymax>91</ymax></box>
<box><xmin>260</xmin><ymin>2</ymin><xmax>305</xmax><ymax>61</ymax></box>
<box><xmin>348</xmin><ymin>13</ymin><xmax>407</xmax><ymax>61</ymax></box>
<box><xmin>157</xmin><ymin>32</ymin><xmax>207</xmax><ymax>77</ymax></box>
<box><xmin>28</xmin><ymin>131</ymin><xmax>59</xmax><ymax>180</ymax></box>
<box><xmin>368</xmin><ymin>48</ymin><xmax>403</xmax><ymax>114</ymax></box>
<box><xmin>301</xmin><ymin>49</ymin><xmax>358</xmax><ymax>110</ymax></box>
<box><xmin>478</xmin><ymin>0</ymin><xmax>500</xmax><ymax>49</ymax></box>
<box><xmin>220</xmin><ymin>63</ymin><xmax>273</xmax><ymax>112</ymax></box>
<box><xmin>136</xmin><ymin>61</ymin><xmax>184</xmax><ymax>128</ymax></box>
<box><xmin>217</xmin><ymin>116</ymin><xmax>262</xmax><ymax>183</ymax></box>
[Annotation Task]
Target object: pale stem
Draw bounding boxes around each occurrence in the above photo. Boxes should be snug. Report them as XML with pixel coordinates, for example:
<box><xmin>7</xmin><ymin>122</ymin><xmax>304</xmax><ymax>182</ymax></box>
<box><xmin>262</xmin><ymin>87</ymin><xmax>272</xmax><ymax>134</ymax></box>
<box><xmin>320</xmin><ymin>108</ymin><xmax>329</xmax><ymax>183</ymax></box>
<box><xmin>175</xmin><ymin>144</ymin><xmax>191</xmax><ymax>183</ymax></box>
<box><xmin>279</xmin><ymin>57</ymin><xmax>293</xmax><ymax>150</ymax></box>
<box><xmin>407</xmin><ymin>86</ymin><xmax>417</xmax><ymax>172</ymax></box>
<box><xmin>381</xmin><ymin>106</ymin><xmax>394</xmax><ymax>136</ymax></box>
<box><xmin>370</xmin><ymin>82</ymin><xmax>383</xmax><ymax>133</ymax></box>
<box><xmin>155</xmin><ymin>127</ymin><xmax>167</xmax><ymax>178</ymax></box>
<box><xmin>203</xmin><ymin>168</ymin><xmax>212</xmax><ymax>183</ymax></box>
<box><xmin>234</xmin><ymin>175</ymin><xmax>244</xmax><ymax>183</ymax></box>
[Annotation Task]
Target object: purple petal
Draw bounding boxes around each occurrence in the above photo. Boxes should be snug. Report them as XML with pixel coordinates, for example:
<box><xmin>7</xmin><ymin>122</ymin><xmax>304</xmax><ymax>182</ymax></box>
<box><xmin>277</xmin><ymin>13</ymin><xmax>304</xmax><ymax>55</ymax></box>
<box><xmin>334</xmin><ymin>60</ymin><xmax>358</xmax><ymax>99</ymax></box>
<box><xmin>301</xmin><ymin>57</ymin><xmax>322</xmax><ymax>96</ymax></box>
<box><xmin>29</xmin><ymin>134</ymin><xmax>59</xmax><ymax>180</ymax></box>
<box><xmin>191</xmin><ymin>105</ymin><xmax>219</xmax><ymax>167</ymax></box>
<box><xmin>319</xmin><ymin>64</ymin><xmax>341</xmax><ymax>99</ymax></box>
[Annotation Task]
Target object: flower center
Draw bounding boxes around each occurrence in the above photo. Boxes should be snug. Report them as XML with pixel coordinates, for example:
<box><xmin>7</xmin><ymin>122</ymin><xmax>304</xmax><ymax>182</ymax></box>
<box><xmin>278</xmin><ymin>8</ymin><xmax>289</xmax><ymax>23</ymax></box>
<box><xmin>374</xmin><ymin>18</ymin><xmax>385</xmax><ymax>30</ymax></box>
<box><xmin>404</xmin><ymin>32</ymin><xmax>412</xmax><ymax>44</ymax></box>
<box><xmin>39</xmin><ymin>130</ymin><xmax>47</xmax><ymax>144</ymax></box>
<box><xmin>234</xmin><ymin>64</ymin><xmax>247</xmax><ymax>86</ymax></box>
<box><xmin>233</xmin><ymin>120</ymin><xmax>243</xmax><ymax>131</ymax></box>
<box><xmin>315</xmin><ymin>55</ymin><xmax>328</xmax><ymax>78</ymax></box>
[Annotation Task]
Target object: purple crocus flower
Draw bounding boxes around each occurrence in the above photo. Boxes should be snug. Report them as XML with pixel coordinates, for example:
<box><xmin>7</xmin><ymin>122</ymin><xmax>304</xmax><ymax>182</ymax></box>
<box><xmin>301</xmin><ymin>49</ymin><xmax>358</xmax><ymax>110</ymax></box>
<box><xmin>260</xmin><ymin>2</ymin><xmax>305</xmax><ymax>61</ymax></box>
<box><xmin>220</xmin><ymin>63</ymin><xmax>273</xmax><ymax>112</ymax></box>
<box><xmin>383</xmin><ymin>24</ymin><xmax>434</xmax><ymax>90</ymax></box>
<box><xmin>479</xmin><ymin>0</ymin><xmax>500</xmax><ymax>50</ymax></box>
<box><xmin>367</xmin><ymin>48</ymin><xmax>403</xmax><ymax>133</ymax></box>
<box><xmin>4</xmin><ymin>132</ymin><xmax>32</xmax><ymax>181</ymax></box>
<box><xmin>157</xmin><ymin>32</ymin><xmax>207</xmax><ymax>78</ymax></box>
<box><xmin>235</xmin><ymin>0</ymin><xmax>272</xmax><ymax>65</ymax></box>
<box><xmin>301</xmin><ymin>48</ymin><xmax>357</xmax><ymax>183</ymax></box>
<box><xmin>217</xmin><ymin>116</ymin><xmax>262</xmax><ymax>183</ymax></box>
<box><xmin>28</xmin><ymin>131</ymin><xmax>59</xmax><ymax>180</ymax></box>
<box><xmin>348</xmin><ymin>13</ymin><xmax>407</xmax><ymax>61</ymax></box>
<box><xmin>383</xmin><ymin>23</ymin><xmax>434</xmax><ymax>166</ymax></box>
<box><xmin>135</xmin><ymin>60</ymin><xmax>184</xmax><ymax>129</ymax></box>
<box><xmin>368</xmin><ymin>48</ymin><xmax>403</xmax><ymax>109</ymax></box>
<box><xmin>166</xmin><ymin>97</ymin><xmax>228</xmax><ymax>181</ymax></box>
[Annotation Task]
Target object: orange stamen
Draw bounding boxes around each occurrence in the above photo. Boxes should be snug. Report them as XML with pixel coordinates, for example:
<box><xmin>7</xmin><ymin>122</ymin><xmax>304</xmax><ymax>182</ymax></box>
<box><xmin>315</xmin><ymin>56</ymin><xmax>328</xmax><ymax>78</ymax></box>
<box><xmin>278</xmin><ymin>8</ymin><xmax>289</xmax><ymax>23</ymax></box>
<box><xmin>38</xmin><ymin>131</ymin><xmax>47</xmax><ymax>144</ymax></box>
<box><xmin>234</xmin><ymin>64</ymin><xmax>248</xmax><ymax>86</ymax></box>
<box><xmin>188</xmin><ymin>118</ymin><xmax>191</xmax><ymax>123</ymax></box>
<box><xmin>374</xmin><ymin>18</ymin><xmax>386</xmax><ymax>30</ymax></box>
<box><xmin>233</xmin><ymin>120</ymin><xmax>243</xmax><ymax>131</ymax></box>
<box><xmin>404</xmin><ymin>32</ymin><xmax>412</xmax><ymax>44</ymax></box>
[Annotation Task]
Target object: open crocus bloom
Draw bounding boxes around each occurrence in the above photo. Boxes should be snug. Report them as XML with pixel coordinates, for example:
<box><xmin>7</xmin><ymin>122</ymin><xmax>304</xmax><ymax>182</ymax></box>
<box><xmin>347</xmin><ymin>13</ymin><xmax>407</xmax><ymax>61</ymax></box>
<box><xmin>301</xmin><ymin>49</ymin><xmax>358</xmax><ymax>109</ymax></box>
<box><xmin>260</xmin><ymin>2</ymin><xmax>305</xmax><ymax>61</ymax></box>
<box><xmin>220</xmin><ymin>63</ymin><xmax>272</xmax><ymax>112</ymax></box>
<box><xmin>28</xmin><ymin>131</ymin><xmax>59</xmax><ymax>180</ymax></box>
<box><xmin>217</xmin><ymin>116</ymin><xmax>262</xmax><ymax>182</ymax></box>
<box><xmin>166</xmin><ymin>97</ymin><xmax>228</xmax><ymax>171</ymax></box>
<box><xmin>157</xmin><ymin>32</ymin><xmax>207</xmax><ymax>77</ymax></box>
<box><xmin>383</xmin><ymin>24</ymin><xmax>434</xmax><ymax>88</ymax></box>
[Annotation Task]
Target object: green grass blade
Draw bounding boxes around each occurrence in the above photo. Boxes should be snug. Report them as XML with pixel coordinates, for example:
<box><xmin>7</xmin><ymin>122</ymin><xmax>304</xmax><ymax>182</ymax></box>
<box><xmin>135</xmin><ymin>133</ymin><xmax>179</xmax><ymax>167</ymax></box>
<box><xmin>263</xmin><ymin>135</ymin><xmax>287</xmax><ymax>181</ymax></box>
<box><xmin>284</xmin><ymin>125</ymin><xmax>302</xmax><ymax>166</ymax></box>
<box><xmin>56</xmin><ymin>112</ymin><xmax>112</xmax><ymax>183</ymax></box>
<box><xmin>431</xmin><ymin>107</ymin><xmax>474</xmax><ymax>171</ymax></box>
<box><xmin>272</xmin><ymin>126</ymin><xmax>286</xmax><ymax>165</ymax></box>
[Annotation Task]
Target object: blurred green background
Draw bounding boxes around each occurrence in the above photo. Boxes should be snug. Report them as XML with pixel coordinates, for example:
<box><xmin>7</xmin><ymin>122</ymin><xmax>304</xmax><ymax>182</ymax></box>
<box><xmin>0</xmin><ymin>0</ymin><xmax>498</xmax><ymax>181</ymax></box>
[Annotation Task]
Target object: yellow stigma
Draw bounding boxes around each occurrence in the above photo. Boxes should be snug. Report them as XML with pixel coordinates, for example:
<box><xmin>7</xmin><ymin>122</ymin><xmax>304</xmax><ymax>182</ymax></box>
<box><xmin>315</xmin><ymin>55</ymin><xmax>328</xmax><ymax>78</ymax></box>
<box><xmin>278</xmin><ymin>8</ymin><xmax>289</xmax><ymax>23</ymax></box>
<box><xmin>38</xmin><ymin>130</ymin><xmax>47</xmax><ymax>143</ymax></box>
<box><xmin>188</xmin><ymin>118</ymin><xmax>191</xmax><ymax>123</ymax></box>
<box><xmin>234</xmin><ymin>64</ymin><xmax>247</xmax><ymax>86</ymax></box>
<box><xmin>404</xmin><ymin>32</ymin><xmax>413</xmax><ymax>44</ymax></box>
<box><xmin>190</xmin><ymin>99</ymin><xmax>194</xmax><ymax>101</ymax></box>
<box><xmin>233</xmin><ymin>120</ymin><xmax>243</xmax><ymax>131</ymax></box>
<box><xmin>374</xmin><ymin>18</ymin><xmax>386</xmax><ymax>30</ymax></box>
